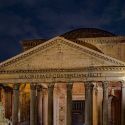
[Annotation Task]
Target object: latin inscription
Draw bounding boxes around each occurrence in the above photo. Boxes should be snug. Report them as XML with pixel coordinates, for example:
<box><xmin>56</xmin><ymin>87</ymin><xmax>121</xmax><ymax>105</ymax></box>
<box><xmin>19</xmin><ymin>73</ymin><xmax>102</xmax><ymax>79</ymax></box>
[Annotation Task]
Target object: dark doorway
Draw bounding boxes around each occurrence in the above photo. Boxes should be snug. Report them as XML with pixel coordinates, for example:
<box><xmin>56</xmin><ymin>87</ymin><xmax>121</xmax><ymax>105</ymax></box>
<box><xmin>72</xmin><ymin>100</ymin><xmax>85</xmax><ymax>125</ymax></box>
<box><xmin>108</xmin><ymin>95</ymin><xmax>121</xmax><ymax>125</ymax></box>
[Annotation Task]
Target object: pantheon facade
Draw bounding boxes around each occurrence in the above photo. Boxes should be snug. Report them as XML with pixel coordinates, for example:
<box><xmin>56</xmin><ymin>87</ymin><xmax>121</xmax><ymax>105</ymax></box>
<box><xmin>0</xmin><ymin>28</ymin><xmax>125</xmax><ymax>125</ymax></box>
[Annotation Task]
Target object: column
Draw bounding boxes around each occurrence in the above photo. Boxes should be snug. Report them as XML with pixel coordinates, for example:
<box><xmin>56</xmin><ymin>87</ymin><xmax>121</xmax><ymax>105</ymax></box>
<box><xmin>93</xmin><ymin>83</ymin><xmax>98</xmax><ymax>125</ymax></box>
<box><xmin>66</xmin><ymin>83</ymin><xmax>73</xmax><ymax>125</ymax></box>
<box><xmin>85</xmin><ymin>82</ymin><xmax>94</xmax><ymax>125</ymax></box>
<box><xmin>12</xmin><ymin>84</ymin><xmax>20</xmax><ymax>125</ymax></box>
<box><xmin>121</xmin><ymin>81</ymin><xmax>125</xmax><ymax>125</ymax></box>
<box><xmin>97</xmin><ymin>84</ymin><xmax>103</xmax><ymax>125</ymax></box>
<box><xmin>102</xmin><ymin>82</ymin><xmax>108</xmax><ymax>125</ymax></box>
<box><xmin>37</xmin><ymin>85</ymin><xmax>43</xmax><ymax>125</ymax></box>
<box><xmin>0</xmin><ymin>87</ymin><xmax>1</xmax><ymax>102</ymax></box>
<box><xmin>48</xmin><ymin>83</ymin><xmax>54</xmax><ymax>125</ymax></box>
<box><xmin>43</xmin><ymin>88</ymin><xmax>48</xmax><ymax>125</ymax></box>
<box><xmin>4</xmin><ymin>87</ymin><xmax>12</xmax><ymax>119</ymax></box>
<box><xmin>30</xmin><ymin>84</ymin><xmax>37</xmax><ymax>125</ymax></box>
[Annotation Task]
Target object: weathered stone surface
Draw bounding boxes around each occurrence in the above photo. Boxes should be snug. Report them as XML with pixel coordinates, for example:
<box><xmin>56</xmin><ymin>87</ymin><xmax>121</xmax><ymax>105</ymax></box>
<box><xmin>1</xmin><ymin>37</ymin><xmax>124</xmax><ymax>71</ymax></box>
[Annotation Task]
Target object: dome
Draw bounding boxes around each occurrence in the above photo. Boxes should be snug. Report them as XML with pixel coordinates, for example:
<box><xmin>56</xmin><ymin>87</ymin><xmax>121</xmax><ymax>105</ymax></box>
<box><xmin>61</xmin><ymin>28</ymin><xmax>116</xmax><ymax>40</ymax></box>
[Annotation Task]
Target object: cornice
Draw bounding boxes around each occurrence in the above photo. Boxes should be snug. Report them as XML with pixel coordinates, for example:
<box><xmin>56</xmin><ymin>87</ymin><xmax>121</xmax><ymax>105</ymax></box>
<box><xmin>0</xmin><ymin>66</ymin><xmax>125</xmax><ymax>74</ymax></box>
<box><xmin>78</xmin><ymin>36</ymin><xmax>125</xmax><ymax>44</ymax></box>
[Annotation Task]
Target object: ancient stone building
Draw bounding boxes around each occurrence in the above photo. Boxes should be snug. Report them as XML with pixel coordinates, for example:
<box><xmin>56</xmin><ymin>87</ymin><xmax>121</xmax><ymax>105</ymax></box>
<box><xmin>0</xmin><ymin>28</ymin><xmax>125</xmax><ymax>125</ymax></box>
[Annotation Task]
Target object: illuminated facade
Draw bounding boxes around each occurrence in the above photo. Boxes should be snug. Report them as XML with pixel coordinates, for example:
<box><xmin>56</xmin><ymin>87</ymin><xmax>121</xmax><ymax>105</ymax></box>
<box><xmin>0</xmin><ymin>28</ymin><xmax>125</xmax><ymax>125</ymax></box>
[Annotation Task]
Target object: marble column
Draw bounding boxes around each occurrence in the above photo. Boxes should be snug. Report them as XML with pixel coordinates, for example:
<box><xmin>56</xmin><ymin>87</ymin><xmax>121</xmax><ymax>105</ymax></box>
<box><xmin>121</xmin><ymin>81</ymin><xmax>125</xmax><ymax>125</ymax></box>
<box><xmin>30</xmin><ymin>84</ymin><xmax>37</xmax><ymax>125</ymax></box>
<box><xmin>4</xmin><ymin>87</ymin><xmax>12</xmax><ymax>119</ymax></box>
<box><xmin>102</xmin><ymin>82</ymin><xmax>108</xmax><ymax>125</ymax></box>
<box><xmin>43</xmin><ymin>89</ymin><xmax>48</xmax><ymax>125</ymax></box>
<box><xmin>12</xmin><ymin>84</ymin><xmax>20</xmax><ymax>125</ymax></box>
<box><xmin>48</xmin><ymin>83</ymin><xmax>54</xmax><ymax>125</ymax></box>
<box><xmin>0</xmin><ymin>87</ymin><xmax>1</xmax><ymax>102</ymax></box>
<box><xmin>85</xmin><ymin>82</ymin><xmax>94</xmax><ymax>125</ymax></box>
<box><xmin>97</xmin><ymin>84</ymin><xmax>103</xmax><ymax>125</ymax></box>
<box><xmin>37</xmin><ymin>85</ymin><xmax>43</xmax><ymax>125</ymax></box>
<box><xmin>66</xmin><ymin>83</ymin><xmax>73</xmax><ymax>125</ymax></box>
<box><xmin>93</xmin><ymin>83</ymin><xmax>98</xmax><ymax>125</ymax></box>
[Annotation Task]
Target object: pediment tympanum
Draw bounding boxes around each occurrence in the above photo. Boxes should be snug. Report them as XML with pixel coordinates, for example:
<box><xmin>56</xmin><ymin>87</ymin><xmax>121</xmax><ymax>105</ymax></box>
<box><xmin>0</xmin><ymin>37</ymin><xmax>125</xmax><ymax>71</ymax></box>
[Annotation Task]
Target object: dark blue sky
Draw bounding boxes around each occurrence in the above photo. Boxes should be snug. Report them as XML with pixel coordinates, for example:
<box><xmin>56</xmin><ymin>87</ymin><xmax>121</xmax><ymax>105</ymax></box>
<box><xmin>0</xmin><ymin>0</ymin><xmax>125</xmax><ymax>61</ymax></box>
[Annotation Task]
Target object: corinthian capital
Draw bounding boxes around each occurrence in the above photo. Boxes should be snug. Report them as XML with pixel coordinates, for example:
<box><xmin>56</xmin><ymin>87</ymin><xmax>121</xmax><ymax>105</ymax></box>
<box><xmin>120</xmin><ymin>80</ymin><xmax>125</xmax><ymax>88</ymax></box>
<box><xmin>37</xmin><ymin>85</ymin><xmax>43</xmax><ymax>91</ymax></box>
<box><xmin>30</xmin><ymin>84</ymin><xmax>37</xmax><ymax>90</ymax></box>
<box><xmin>102</xmin><ymin>81</ymin><xmax>108</xmax><ymax>89</ymax></box>
<box><xmin>13</xmin><ymin>84</ymin><xmax>20</xmax><ymax>90</ymax></box>
<box><xmin>67</xmin><ymin>82</ymin><xmax>73</xmax><ymax>91</ymax></box>
<box><xmin>84</xmin><ymin>81</ymin><xmax>94</xmax><ymax>89</ymax></box>
<box><xmin>48</xmin><ymin>83</ymin><xmax>55</xmax><ymax>89</ymax></box>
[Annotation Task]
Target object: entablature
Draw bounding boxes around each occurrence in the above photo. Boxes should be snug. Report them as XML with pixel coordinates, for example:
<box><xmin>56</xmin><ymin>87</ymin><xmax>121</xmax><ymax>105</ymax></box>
<box><xmin>0</xmin><ymin>66</ymin><xmax>125</xmax><ymax>83</ymax></box>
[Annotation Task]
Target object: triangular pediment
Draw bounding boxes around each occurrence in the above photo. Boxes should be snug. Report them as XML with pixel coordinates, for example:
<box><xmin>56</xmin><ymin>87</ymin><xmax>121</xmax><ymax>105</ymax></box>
<box><xmin>0</xmin><ymin>36</ymin><xmax>125</xmax><ymax>71</ymax></box>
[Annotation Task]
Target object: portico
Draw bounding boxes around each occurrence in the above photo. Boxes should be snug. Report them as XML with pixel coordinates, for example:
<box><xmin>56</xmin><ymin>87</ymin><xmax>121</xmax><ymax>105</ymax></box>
<box><xmin>0</xmin><ymin>67</ymin><xmax>125</xmax><ymax>125</ymax></box>
<box><xmin>0</xmin><ymin>36</ymin><xmax>125</xmax><ymax>125</ymax></box>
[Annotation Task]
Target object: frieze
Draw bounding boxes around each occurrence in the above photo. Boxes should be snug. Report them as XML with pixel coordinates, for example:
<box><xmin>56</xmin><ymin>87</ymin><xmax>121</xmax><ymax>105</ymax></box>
<box><xmin>0</xmin><ymin>66</ymin><xmax>125</xmax><ymax>83</ymax></box>
<box><xmin>18</xmin><ymin>72</ymin><xmax>102</xmax><ymax>79</ymax></box>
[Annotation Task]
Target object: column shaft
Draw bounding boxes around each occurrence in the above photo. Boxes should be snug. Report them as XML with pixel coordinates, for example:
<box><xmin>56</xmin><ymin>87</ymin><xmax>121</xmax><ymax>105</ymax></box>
<box><xmin>97</xmin><ymin>86</ymin><xmax>103</xmax><ymax>125</ymax></box>
<box><xmin>102</xmin><ymin>82</ymin><xmax>108</xmax><ymax>125</ymax></box>
<box><xmin>30</xmin><ymin>84</ymin><xmax>37</xmax><ymax>125</ymax></box>
<box><xmin>48</xmin><ymin>83</ymin><xmax>54</xmax><ymax>125</ymax></box>
<box><xmin>66</xmin><ymin>83</ymin><xmax>73</xmax><ymax>125</ymax></box>
<box><xmin>43</xmin><ymin>89</ymin><xmax>48</xmax><ymax>125</ymax></box>
<box><xmin>12</xmin><ymin>84</ymin><xmax>20</xmax><ymax>125</ymax></box>
<box><xmin>93</xmin><ymin>84</ymin><xmax>98</xmax><ymax>125</ymax></box>
<box><xmin>85</xmin><ymin>82</ymin><xmax>94</xmax><ymax>125</ymax></box>
<box><xmin>4</xmin><ymin>87</ymin><xmax>12</xmax><ymax>119</ymax></box>
<box><xmin>37</xmin><ymin>85</ymin><xmax>43</xmax><ymax>125</ymax></box>
<box><xmin>121</xmin><ymin>82</ymin><xmax>125</xmax><ymax>125</ymax></box>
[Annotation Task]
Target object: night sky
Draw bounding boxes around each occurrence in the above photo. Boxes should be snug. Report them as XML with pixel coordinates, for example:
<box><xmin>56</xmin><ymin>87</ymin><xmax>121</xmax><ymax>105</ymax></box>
<box><xmin>0</xmin><ymin>0</ymin><xmax>125</xmax><ymax>61</ymax></box>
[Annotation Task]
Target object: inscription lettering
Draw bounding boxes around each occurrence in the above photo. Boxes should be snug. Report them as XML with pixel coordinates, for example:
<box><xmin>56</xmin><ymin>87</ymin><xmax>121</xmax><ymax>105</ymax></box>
<box><xmin>19</xmin><ymin>73</ymin><xmax>102</xmax><ymax>79</ymax></box>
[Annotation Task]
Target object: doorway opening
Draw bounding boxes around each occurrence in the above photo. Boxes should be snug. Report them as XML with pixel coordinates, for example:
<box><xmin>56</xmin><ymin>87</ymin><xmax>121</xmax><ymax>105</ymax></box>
<box><xmin>108</xmin><ymin>95</ymin><xmax>121</xmax><ymax>125</ymax></box>
<box><xmin>72</xmin><ymin>100</ymin><xmax>85</xmax><ymax>125</ymax></box>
